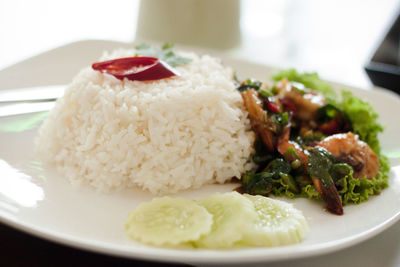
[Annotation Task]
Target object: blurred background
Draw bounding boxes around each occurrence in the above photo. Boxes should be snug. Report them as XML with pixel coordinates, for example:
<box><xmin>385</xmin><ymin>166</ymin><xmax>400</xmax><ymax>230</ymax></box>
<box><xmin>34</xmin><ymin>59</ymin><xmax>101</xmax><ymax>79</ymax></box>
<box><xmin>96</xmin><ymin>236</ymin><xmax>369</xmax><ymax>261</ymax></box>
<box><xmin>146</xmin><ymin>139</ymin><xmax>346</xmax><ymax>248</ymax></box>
<box><xmin>1</xmin><ymin>0</ymin><xmax>399</xmax><ymax>88</ymax></box>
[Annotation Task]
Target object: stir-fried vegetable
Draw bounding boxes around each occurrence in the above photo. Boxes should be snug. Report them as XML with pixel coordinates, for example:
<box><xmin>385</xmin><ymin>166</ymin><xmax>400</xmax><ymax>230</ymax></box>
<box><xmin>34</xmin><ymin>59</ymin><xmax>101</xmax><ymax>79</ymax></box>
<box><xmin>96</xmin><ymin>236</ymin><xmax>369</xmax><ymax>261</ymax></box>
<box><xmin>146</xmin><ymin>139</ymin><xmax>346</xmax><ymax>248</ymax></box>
<box><xmin>238</xmin><ymin>70</ymin><xmax>389</xmax><ymax>215</ymax></box>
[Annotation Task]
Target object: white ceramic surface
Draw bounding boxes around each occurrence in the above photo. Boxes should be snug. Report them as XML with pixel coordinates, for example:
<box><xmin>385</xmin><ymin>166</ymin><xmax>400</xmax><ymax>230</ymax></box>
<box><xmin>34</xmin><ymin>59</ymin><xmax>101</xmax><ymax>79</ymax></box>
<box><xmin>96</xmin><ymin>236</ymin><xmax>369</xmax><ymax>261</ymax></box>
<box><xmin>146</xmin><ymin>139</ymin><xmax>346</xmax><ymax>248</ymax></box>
<box><xmin>0</xmin><ymin>41</ymin><xmax>400</xmax><ymax>265</ymax></box>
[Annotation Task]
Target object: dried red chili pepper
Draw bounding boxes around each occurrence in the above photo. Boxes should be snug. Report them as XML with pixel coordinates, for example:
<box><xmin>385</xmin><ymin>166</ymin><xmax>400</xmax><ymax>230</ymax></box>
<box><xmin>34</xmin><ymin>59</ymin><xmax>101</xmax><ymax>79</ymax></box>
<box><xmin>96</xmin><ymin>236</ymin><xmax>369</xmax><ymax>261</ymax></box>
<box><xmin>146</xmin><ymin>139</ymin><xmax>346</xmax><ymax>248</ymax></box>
<box><xmin>318</xmin><ymin>119</ymin><xmax>340</xmax><ymax>135</ymax></box>
<box><xmin>266</xmin><ymin>101</ymin><xmax>279</xmax><ymax>113</ymax></box>
<box><xmin>92</xmin><ymin>56</ymin><xmax>179</xmax><ymax>81</ymax></box>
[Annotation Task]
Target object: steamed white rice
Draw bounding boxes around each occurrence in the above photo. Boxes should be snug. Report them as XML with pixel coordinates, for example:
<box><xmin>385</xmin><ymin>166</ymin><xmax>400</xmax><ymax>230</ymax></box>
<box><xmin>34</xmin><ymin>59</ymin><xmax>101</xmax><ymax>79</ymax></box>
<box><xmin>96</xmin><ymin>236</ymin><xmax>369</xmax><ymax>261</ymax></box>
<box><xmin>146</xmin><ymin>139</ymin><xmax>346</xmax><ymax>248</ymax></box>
<box><xmin>36</xmin><ymin>49</ymin><xmax>255</xmax><ymax>194</ymax></box>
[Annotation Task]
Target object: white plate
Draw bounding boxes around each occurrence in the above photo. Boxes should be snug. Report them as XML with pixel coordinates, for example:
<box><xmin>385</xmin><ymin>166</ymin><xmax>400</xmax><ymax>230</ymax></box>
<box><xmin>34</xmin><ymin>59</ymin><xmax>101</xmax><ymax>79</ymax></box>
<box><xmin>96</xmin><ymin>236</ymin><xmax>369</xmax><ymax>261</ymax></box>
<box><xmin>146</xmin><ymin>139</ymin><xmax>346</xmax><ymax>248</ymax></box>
<box><xmin>1</xmin><ymin>41</ymin><xmax>400</xmax><ymax>265</ymax></box>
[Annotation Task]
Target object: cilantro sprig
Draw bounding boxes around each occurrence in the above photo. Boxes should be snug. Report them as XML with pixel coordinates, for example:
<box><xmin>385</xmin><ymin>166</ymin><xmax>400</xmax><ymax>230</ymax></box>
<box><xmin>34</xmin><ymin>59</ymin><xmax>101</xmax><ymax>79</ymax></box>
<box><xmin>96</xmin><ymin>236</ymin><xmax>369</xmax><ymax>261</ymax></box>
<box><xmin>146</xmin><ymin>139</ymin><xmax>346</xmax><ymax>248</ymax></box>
<box><xmin>135</xmin><ymin>43</ymin><xmax>192</xmax><ymax>67</ymax></box>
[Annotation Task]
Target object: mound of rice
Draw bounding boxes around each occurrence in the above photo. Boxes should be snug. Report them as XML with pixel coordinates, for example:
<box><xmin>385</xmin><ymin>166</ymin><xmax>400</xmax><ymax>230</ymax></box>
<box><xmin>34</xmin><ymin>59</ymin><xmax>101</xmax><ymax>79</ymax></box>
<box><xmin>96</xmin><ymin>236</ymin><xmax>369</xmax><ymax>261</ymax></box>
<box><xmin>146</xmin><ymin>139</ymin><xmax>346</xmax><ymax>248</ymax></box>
<box><xmin>36</xmin><ymin>49</ymin><xmax>255</xmax><ymax>194</ymax></box>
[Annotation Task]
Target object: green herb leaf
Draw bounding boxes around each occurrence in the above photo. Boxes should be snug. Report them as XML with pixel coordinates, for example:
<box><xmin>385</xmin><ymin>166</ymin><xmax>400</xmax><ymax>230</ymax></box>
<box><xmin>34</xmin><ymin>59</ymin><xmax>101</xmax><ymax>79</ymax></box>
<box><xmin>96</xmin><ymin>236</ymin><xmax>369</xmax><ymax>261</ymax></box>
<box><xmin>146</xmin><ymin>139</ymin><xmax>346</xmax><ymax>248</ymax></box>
<box><xmin>162</xmin><ymin>43</ymin><xmax>174</xmax><ymax>50</ymax></box>
<box><xmin>307</xmin><ymin>147</ymin><xmax>336</xmax><ymax>188</ymax></box>
<box><xmin>259</xmin><ymin>88</ymin><xmax>273</xmax><ymax>97</ymax></box>
<box><xmin>236</xmin><ymin>79</ymin><xmax>262</xmax><ymax>92</ymax></box>
<box><xmin>135</xmin><ymin>43</ymin><xmax>192</xmax><ymax>67</ymax></box>
<box><xmin>263</xmin><ymin>158</ymin><xmax>291</xmax><ymax>179</ymax></box>
<box><xmin>330</xmin><ymin>163</ymin><xmax>352</xmax><ymax>181</ymax></box>
<box><xmin>241</xmin><ymin>172</ymin><xmax>275</xmax><ymax>195</ymax></box>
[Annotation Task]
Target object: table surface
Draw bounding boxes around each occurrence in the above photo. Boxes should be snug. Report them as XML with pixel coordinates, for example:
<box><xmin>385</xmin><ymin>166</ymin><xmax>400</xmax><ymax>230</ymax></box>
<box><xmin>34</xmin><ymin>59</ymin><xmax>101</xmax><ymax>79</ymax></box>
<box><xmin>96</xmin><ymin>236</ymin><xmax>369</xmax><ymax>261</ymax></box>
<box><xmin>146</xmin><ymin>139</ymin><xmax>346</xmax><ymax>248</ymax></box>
<box><xmin>1</xmin><ymin>1</ymin><xmax>400</xmax><ymax>266</ymax></box>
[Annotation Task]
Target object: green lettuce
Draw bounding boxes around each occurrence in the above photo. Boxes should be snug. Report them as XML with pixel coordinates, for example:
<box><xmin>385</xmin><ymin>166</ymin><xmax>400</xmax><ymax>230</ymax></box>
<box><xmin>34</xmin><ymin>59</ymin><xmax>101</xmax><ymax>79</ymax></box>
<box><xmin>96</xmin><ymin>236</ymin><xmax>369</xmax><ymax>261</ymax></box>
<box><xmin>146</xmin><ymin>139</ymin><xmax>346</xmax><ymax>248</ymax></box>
<box><xmin>338</xmin><ymin>156</ymin><xmax>389</xmax><ymax>204</ymax></box>
<box><xmin>339</xmin><ymin>90</ymin><xmax>383</xmax><ymax>154</ymax></box>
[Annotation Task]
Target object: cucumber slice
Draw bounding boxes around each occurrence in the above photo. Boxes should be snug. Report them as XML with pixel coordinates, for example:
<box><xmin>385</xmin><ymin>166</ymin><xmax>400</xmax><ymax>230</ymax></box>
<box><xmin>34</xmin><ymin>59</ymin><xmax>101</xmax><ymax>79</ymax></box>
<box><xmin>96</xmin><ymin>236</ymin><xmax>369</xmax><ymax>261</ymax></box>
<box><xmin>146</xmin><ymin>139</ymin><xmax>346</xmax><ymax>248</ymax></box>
<box><xmin>241</xmin><ymin>194</ymin><xmax>309</xmax><ymax>246</ymax></box>
<box><xmin>195</xmin><ymin>192</ymin><xmax>258</xmax><ymax>248</ymax></box>
<box><xmin>125</xmin><ymin>197</ymin><xmax>213</xmax><ymax>246</ymax></box>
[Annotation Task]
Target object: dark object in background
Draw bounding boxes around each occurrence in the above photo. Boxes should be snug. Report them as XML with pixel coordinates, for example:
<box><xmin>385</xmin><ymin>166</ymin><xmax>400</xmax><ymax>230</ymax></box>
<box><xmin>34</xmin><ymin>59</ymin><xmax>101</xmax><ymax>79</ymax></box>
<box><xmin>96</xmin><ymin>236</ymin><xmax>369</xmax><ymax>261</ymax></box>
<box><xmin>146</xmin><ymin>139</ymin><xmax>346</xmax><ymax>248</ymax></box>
<box><xmin>365</xmin><ymin>8</ymin><xmax>400</xmax><ymax>93</ymax></box>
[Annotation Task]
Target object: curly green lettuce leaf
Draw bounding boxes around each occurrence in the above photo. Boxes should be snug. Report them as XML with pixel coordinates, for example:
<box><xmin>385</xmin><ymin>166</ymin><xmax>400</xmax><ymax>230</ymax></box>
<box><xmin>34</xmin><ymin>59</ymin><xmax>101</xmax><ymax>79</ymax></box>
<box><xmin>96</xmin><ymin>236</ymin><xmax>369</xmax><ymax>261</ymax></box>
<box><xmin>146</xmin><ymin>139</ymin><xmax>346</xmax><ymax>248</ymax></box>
<box><xmin>339</xmin><ymin>90</ymin><xmax>383</xmax><ymax>154</ymax></box>
<box><xmin>338</xmin><ymin>156</ymin><xmax>389</xmax><ymax>204</ymax></box>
